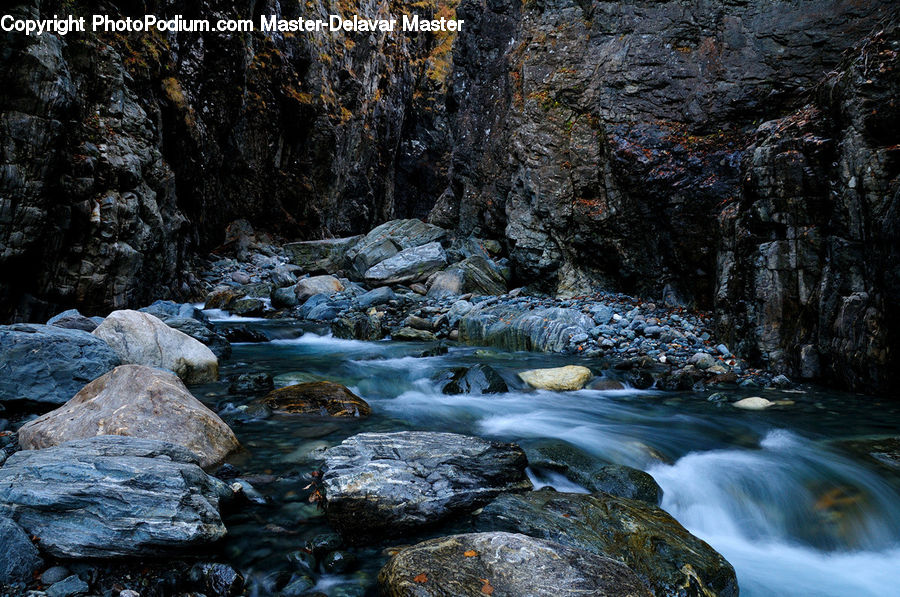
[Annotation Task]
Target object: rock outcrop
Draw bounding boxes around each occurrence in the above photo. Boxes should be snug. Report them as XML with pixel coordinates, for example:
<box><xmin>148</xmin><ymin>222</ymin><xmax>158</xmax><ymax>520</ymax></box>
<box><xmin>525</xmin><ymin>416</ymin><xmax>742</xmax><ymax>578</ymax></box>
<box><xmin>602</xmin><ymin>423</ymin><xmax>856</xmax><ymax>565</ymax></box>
<box><xmin>379</xmin><ymin>532</ymin><xmax>651</xmax><ymax>597</ymax></box>
<box><xmin>17</xmin><ymin>365</ymin><xmax>240</xmax><ymax>468</ymax></box>
<box><xmin>321</xmin><ymin>431</ymin><xmax>531</xmax><ymax>542</ymax></box>
<box><xmin>0</xmin><ymin>436</ymin><xmax>229</xmax><ymax>558</ymax></box>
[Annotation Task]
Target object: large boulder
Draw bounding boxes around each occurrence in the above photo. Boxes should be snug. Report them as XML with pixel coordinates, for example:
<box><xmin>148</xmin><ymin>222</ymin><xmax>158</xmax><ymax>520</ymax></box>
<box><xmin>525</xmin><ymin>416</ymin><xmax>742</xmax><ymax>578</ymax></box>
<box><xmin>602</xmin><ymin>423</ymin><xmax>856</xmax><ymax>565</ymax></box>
<box><xmin>293</xmin><ymin>275</ymin><xmax>345</xmax><ymax>302</ymax></box>
<box><xmin>162</xmin><ymin>317</ymin><xmax>232</xmax><ymax>360</ymax></box>
<box><xmin>475</xmin><ymin>490</ymin><xmax>738</xmax><ymax>597</ymax></box>
<box><xmin>364</xmin><ymin>242</ymin><xmax>447</xmax><ymax>286</ymax></box>
<box><xmin>0</xmin><ymin>436</ymin><xmax>230</xmax><ymax>558</ymax></box>
<box><xmin>322</xmin><ymin>432</ymin><xmax>531</xmax><ymax>542</ymax></box>
<box><xmin>284</xmin><ymin>236</ymin><xmax>362</xmax><ymax>274</ymax></box>
<box><xmin>444</xmin><ymin>256</ymin><xmax>507</xmax><ymax>296</ymax></box>
<box><xmin>459</xmin><ymin>306</ymin><xmax>594</xmax><ymax>352</ymax></box>
<box><xmin>263</xmin><ymin>382</ymin><xmax>371</xmax><ymax>417</ymax></box>
<box><xmin>139</xmin><ymin>300</ymin><xmax>208</xmax><ymax>323</ymax></box>
<box><xmin>17</xmin><ymin>365</ymin><xmax>240</xmax><ymax>469</ymax></box>
<box><xmin>519</xmin><ymin>365</ymin><xmax>593</xmax><ymax>391</ymax></box>
<box><xmin>91</xmin><ymin>310</ymin><xmax>218</xmax><ymax>384</ymax></box>
<box><xmin>0</xmin><ymin>324</ymin><xmax>120</xmax><ymax>405</ymax></box>
<box><xmin>346</xmin><ymin>219</ymin><xmax>448</xmax><ymax>277</ymax></box>
<box><xmin>0</xmin><ymin>516</ymin><xmax>43</xmax><ymax>586</ymax></box>
<box><xmin>378</xmin><ymin>532</ymin><xmax>651</xmax><ymax>597</ymax></box>
<box><xmin>438</xmin><ymin>364</ymin><xmax>508</xmax><ymax>395</ymax></box>
<box><xmin>426</xmin><ymin>268</ymin><xmax>465</xmax><ymax>299</ymax></box>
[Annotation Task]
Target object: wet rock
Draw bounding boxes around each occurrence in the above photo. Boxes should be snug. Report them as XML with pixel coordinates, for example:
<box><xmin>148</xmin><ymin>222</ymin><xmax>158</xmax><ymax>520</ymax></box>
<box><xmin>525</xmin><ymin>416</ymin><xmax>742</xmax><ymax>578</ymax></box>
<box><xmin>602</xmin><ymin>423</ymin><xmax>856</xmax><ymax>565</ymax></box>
<box><xmin>0</xmin><ymin>436</ymin><xmax>229</xmax><ymax>558</ymax></box>
<box><xmin>263</xmin><ymin>382</ymin><xmax>371</xmax><ymax>417</ymax></box>
<box><xmin>475</xmin><ymin>490</ymin><xmax>738</xmax><ymax>597</ymax></box>
<box><xmin>163</xmin><ymin>317</ymin><xmax>232</xmax><ymax>360</ymax></box>
<box><xmin>18</xmin><ymin>365</ymin><xmax>240</xmax><ymax>469</ymax></box>
<box><xmin>346</xmin><ymin>219</ymin><xmax>447</xmax><ymax>277</ymax></box>
<box><xmin>732</xmin><ymin>396</ymin><xmax>773</xmax><ymax>410</ymax></box>
<box><xmin>47</xmin><ymin>309</ymin><xmax>98</xmax><ymax>332</ymax></box>
<box><xmin>392</xmin><ymin>327</ymin><xmax>437</xmax><ymax>342</ymax></box>
<box><xmin>589</xmin><ymin>378</ymin><xmax>626</xmax><ymax>390</ymax></box>
<box><xmin>294</xmin><ymin>275</ymin><xmax>344</xmax><ymax>302</ymax></box>
<box><xmin>229</xmin><ymin>373</ymin><xmax>275</xmax><ymax>395</ymax></box>
<box><xmin>355</xmin><ymin>286</ymin><xmax>397</xmax><ymax>308</ymax></box>
<box><xmin>92</xmin><ymin>310</ymin><xmax>218</xmax><ymax>384</ymax></box>
<box><xmin>459</xmin><ymin>306</ymin><xmax>594</xmax><ymax>352</ymax></box>
<box><xmin>46</xmin><ymin>575</ymin><xmax>89</xmax><ymax>597</ymax></box>
<box><xmin>285</xmin><ymin>236</ymin><xmax>361</xmax><ymax>274</ymax></box>
<box><xmin>271</xmin><ymin>286</ymin><xmax>300</xmax><ymax>309</ymax></box>
<box><xmin>591</xmin><ymin>465</ymin><xmax>664</xmax><ymax>506</ymax></box>
<box><xmin>439</xmin><ymin>364</ymin><xmax>508</xmax><ymax>395</ymax></box>
<box><xmin>519</xmin><ymin>365</ymin><xmax>593</xmax><ymax>391</ymax></box>
<box><xmin>287</xmin><ymin>550</ymin><xmax>317</xmax><ymax>574</ymax></box>
<box><xmin>222</xmin><ymin>325</ymin><xmax>269</xmax><ymax>343</ymax></box>
<box><xmin>0</xmin><ymin>324</ymin><xmax>120</xmax><ymax>405</ymax></box>
<box><xmin>831</xmin><ymin>436</ymin><xmax>900</xmax><ymax>471</ymax></box>
<box><xmin>205</xmin><ymin>287</ymin><xmax>245</xmax><ymax>310</ymax></box>
<box><xmin>230</xmin><ymin>297</ymin><xmax>266</xmax><ymax>316</ymax></box>
<box><xmin>323</xmin><ymin>550</ymin><xmax>357</xmax><ymax>574</ymax></box>
<box><xmin>307</xmin><ymin>531</ymin><xmax>343</xmax><ymax>556</ymax></box>
<box><xmin>378</xmin><ymin>531</ymin><xmax>651</xmax><ymax>597</ymax></box>
<box><xmin>364</xmin><ymin>242</ymin><xmax>447</xmax><ymax>286</ymax></box>
<box><xmin>322</xmin><ymin>432</ymin><xmax>531</xmax><ymax>542</ymax></box>
<box><xmin>332</xmin><ymin>312</ymin><xmax>383</xmax><ymax>341</ymax></box>
<box><xmin>281</xmin><ymin>575</ymin><xmax>316</xmax><ymax>596</ymax></box>
<box><xmin>188</xmin><ymin>563</ymin><xmax>244</xmax><ymax>597</ymax></box>
<box><xmin>0</xmin><ymin>515</ymin><xmax>43</xmax><ymax>585</ymax></box>
<box><xmin>446</xmin><ymin>299</ymin><xmax>473</xmax><ymax>327</ymax></box>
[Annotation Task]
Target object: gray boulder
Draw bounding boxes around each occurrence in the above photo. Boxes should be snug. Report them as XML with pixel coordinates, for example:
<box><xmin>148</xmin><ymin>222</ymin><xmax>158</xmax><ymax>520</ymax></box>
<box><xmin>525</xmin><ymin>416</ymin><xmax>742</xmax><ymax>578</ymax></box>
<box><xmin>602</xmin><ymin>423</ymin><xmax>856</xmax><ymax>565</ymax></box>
<box><xmin>459</xmin><ymin>306</ymin><xmax>594</xmax><ymax>352</ymax></box>
<box><xmin>355</xmin><ymin>286</ymin><xmax>397</xmax><ymax>308</ymax></box>
<box><xmin>444</xmin><ymin>256</ymin><xmax>507</xmax><ymax>296</ymax></box>
<box><xmin>426</xmin><ymin>268</ymin><xmax>465</xmax><ymax>299</ymax></box>
<box><xmin>378</xmin><ymin>532</ymin><xmax>651</xmax><ymax>597</ymax></box>
<box><xmin>475</xmin><ymin>490</ymin><xmax>738</xmax><ymax>597</ymax></box>
<box><xmin>0</xmin><ymin>436</ymin><xmax>229</xmax><ymax>558</ymax></box>
<box><xmin>364</xmin><ymin>242</ymin><xmax>447</xmax><ymax>285</ymax></box>
<box><xmin>139</xmin><ymin>300</ymin><xmax>208</xmax><ymax>323</ymax></box>
<box><xmin>293</xmin><ymin>275</ymin><xmax>344</xmax><ymax>302</ymax></box>
<box><xmin>92</xmin><ymin>310</ymin><xmax>218</xmax><ymax>384</ymax></box>
<box><xmin>322</xmin><ymin>431</ymin><xmax>531</xmax><ymax>542</ymax></box>
<box><xmin>284</xmin><ymin>236</ymin><xmax>361</xmax><ymax>274</ymax></box>
<box><xmin>271</xmin><ymin>285</ymin><xmax>299</xmax><ymax>308</ymax></box>
<box><xmin>439</xmin><ymin>364</ymin><xmax>508</xmax><ymax>395</ymax></box>
<box><xmin>0</xmin><ymin>324</ymin><xmax>120</xmax><ymax>405</ymax></box>
<box><xmin>0</xmin><ymin>515</ymin><xmax>43</xmax><ymax>586</ymax></box>
<box><xmin>47</xmin><ymin>309</ymin><xmax>98</xmax><ymax>332</ymax></box>
<box><xmin>346</xmin><ymin>219</ymin><xmax>447</xmax><ymax>277</ymax></box>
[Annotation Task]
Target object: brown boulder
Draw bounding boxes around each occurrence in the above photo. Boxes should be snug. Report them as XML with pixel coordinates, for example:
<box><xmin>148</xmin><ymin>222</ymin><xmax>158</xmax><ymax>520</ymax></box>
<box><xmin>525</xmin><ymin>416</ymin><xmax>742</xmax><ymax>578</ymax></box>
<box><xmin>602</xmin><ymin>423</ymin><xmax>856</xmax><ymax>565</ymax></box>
<box><xmin>17</xmin><ymin>365</ymin><xmax>240</xmax><ymax>468</ymax></box>
<box><xmin>264</xmin><ymin>382</ymin><xmax>371</xmax><ymax>417</ymax></box>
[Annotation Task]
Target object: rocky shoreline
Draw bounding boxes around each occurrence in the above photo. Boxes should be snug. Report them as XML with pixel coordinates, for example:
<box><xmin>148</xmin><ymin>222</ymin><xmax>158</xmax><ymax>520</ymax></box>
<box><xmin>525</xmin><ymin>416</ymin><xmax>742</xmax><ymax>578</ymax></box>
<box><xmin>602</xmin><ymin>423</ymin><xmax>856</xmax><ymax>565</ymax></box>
<box><xmin>0</xmin><ymin>217</ymin><xmax>895</xmax><ymax>596</ymax></box>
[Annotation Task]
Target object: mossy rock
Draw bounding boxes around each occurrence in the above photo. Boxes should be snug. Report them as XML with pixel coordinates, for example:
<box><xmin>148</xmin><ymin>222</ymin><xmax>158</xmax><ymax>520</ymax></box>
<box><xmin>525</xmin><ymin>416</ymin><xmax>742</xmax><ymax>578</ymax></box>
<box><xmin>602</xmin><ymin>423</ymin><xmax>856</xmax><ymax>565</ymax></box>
<box><xmin>263</xmin><ymin>382</ymin><xmax>371</xmax><ymax>418</ymax></box>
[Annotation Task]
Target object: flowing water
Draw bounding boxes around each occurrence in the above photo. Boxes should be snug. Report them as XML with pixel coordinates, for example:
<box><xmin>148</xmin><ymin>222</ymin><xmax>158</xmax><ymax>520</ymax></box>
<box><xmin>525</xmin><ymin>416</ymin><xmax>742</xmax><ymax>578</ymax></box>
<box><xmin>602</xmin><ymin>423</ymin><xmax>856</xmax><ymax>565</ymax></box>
<box><xmin>199</xmin><ymin>317</ymin><xmax>900</xmax><ymax>596</ymax></box>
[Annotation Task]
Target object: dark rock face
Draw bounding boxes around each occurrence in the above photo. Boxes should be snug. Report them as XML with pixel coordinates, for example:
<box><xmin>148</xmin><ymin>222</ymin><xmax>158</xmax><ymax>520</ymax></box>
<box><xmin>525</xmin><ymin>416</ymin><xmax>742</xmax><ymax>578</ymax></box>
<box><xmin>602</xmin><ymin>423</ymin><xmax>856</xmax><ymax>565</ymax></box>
<box><xmin>0</xmin><ymin>436</ymin><xmax>229</xmax><ymax>558</ymax></box>
<box><xmin>475</xmin><ymin>490</ymin><xmax>738</xmax><ymax>597</ymax></box>
<box><xmin>321</xmin><ymin>431</ymin><xmax>531</xmax><ymax>543</ymax></box>
<box><xmin>439</xmin><ymin>364</ymin><xmax>508</xmax><ymax>395</ymax></box>
<box><xmin>716</xmin><ymin>25</ymin><xmax>900</xmax><ymax>394</ymax></box>
<box><xmin>0</xmin><ymin>323</ymin><xmax>120</xmax><ymax>405</ymax></box>
<box><xmin>378</xmin><ymin>532</ymin><xmax>652</xmax><ymax>597</ymax></box>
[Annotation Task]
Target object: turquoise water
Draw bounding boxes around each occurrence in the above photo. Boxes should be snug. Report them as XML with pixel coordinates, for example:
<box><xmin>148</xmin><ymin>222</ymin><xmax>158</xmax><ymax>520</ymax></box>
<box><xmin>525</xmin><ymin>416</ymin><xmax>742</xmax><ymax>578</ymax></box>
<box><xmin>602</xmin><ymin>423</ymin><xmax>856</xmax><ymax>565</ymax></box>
<box><xmin>200</xmin><ymin>318</ymin><xmax>900</xmax><ymax>596</ymax></box>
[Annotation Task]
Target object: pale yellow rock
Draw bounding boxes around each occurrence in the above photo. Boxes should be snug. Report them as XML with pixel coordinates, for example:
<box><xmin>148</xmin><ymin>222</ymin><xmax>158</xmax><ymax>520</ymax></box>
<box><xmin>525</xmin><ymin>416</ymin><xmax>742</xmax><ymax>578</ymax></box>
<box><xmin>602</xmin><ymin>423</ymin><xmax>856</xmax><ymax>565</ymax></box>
<box><xmin>519</xmin><ymin>365</ymin><xmax>593</xmax><ymax>391</ymax></box>
<box><xmin>732</xmin><ymin>396</ymin><xmax>773</xmax><ymax>410</ymax></box>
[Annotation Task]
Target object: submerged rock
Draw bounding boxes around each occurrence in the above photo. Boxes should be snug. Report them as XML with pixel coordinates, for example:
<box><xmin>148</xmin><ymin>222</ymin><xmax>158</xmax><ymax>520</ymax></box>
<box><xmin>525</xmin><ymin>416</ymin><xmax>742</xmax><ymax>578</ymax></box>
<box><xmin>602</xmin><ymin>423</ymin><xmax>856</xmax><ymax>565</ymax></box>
<box><xmin>92</xmin><ymin>310</ymin><xmax>218</xmax><ymax>384</ymax></box>
<box><xmin>475</xmin><ymin>490</ymin><xmax>738</xmax><ymax>597</ymax></box>
<box><xmin>322</xmin><ymin>432</ymin><xmax>531</xmax><ymax>542</ymax></box>
<box><xmin>519</xmin><ymin>365</ymin><xmax>593</xmax><ymax>391</ymax></box>
<box><xmin>0</xmin><ymin>324</ymin><xmax>120</xmax><ymax>405</ymax></box>
<box><xmin>264</xmin><ymin>382</ymin><xmax>371</xmax><ymax>417</ymax></box>
<box><xmin>364</xmin><ymin>242</ymin><xmax>448</xmax><ymax>285</ymax></box>
<box><xmin>0</xmin><ymin>436</ymin><xmax>229</xmax><ymax>558</ymax></box>
<box><xmin>18</xmin><ymin>365</ymin><xmax>240</xmax><ymax>468</ymax></box>
<box><xmin>379</xmin><ymin>531</ymin><xmax>651</xmax><ymax>597</ymax></box>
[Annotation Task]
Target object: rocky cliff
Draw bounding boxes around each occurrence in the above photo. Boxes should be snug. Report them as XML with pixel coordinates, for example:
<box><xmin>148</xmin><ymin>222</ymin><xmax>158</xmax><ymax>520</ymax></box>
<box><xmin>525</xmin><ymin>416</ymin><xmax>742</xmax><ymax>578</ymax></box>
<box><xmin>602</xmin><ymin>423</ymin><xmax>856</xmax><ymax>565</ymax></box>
<box><xmin>1</xmin><ymin>0</ymin><xmax>896</xmax><ymax>393</ymax></box>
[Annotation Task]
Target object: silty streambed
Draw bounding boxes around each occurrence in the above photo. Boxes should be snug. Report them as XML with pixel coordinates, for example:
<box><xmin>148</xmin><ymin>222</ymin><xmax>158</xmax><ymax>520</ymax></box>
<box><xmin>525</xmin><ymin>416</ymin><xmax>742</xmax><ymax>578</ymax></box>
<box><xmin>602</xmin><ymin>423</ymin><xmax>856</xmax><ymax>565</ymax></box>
<box><xmin>197</xmin><ymin>315</ymin><xmax>900</xmax><ymax>597</ymax></box>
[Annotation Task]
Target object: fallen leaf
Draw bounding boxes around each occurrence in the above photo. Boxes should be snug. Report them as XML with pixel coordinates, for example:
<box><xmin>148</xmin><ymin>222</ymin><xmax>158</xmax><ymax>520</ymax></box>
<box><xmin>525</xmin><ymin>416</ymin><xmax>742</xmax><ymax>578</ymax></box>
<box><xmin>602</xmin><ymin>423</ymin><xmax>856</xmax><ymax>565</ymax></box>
<box><xmin>414</xmin><ymin>573</ymin><xmax>428</xmax><ymax>583</ymax></box>
<box><xmin>464</xmin><ymin>550</ymin><xmax>478</xmax><ymax>557</ymax></box>
<box><xmin>480</xmin><ymin>578</ymin><xmax>494</xmax><ymax>595</ymax></box>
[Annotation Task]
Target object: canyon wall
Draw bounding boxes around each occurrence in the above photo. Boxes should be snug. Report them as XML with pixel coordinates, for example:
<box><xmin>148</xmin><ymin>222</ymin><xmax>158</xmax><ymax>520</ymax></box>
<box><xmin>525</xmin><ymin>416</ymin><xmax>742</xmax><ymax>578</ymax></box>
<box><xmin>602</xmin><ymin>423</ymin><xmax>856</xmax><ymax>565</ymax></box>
<box><xmin>1</xmin><ymin>0</ymin><xmax>896</xmax><ymax>392</ymax></box>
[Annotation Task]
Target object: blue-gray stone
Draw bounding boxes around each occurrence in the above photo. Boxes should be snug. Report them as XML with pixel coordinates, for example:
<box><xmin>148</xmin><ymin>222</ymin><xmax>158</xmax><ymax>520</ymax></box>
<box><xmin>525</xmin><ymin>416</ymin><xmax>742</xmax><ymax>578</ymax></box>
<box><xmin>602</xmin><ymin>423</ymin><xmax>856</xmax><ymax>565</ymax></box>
<box><xmin>47</xmin><ymin>309</ymin><xmax>98</xmax><ymax>332</ymax></box>
<box><xmin>0</xmin><ymin>324</ymin><xmax>120</xmax><ymax>405</ymax></box>
<box><xmin>46</xmin><ymin>575</ymin><xmax>89</xmax><ymax>597</ymax></box>
<box><xmin>0</xmin><ymin>515</ymin><xmax>43</xmax><ymax>585</ymax></box>
<box><xmin>355</xmin><ymin>286</ymin><xmax>397</xmax><ymax>309</ymax></box>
